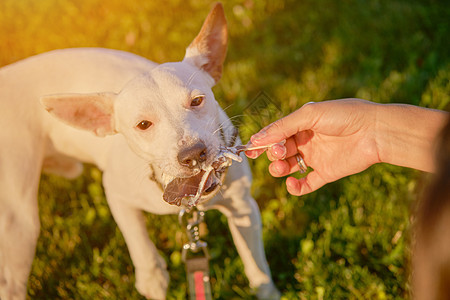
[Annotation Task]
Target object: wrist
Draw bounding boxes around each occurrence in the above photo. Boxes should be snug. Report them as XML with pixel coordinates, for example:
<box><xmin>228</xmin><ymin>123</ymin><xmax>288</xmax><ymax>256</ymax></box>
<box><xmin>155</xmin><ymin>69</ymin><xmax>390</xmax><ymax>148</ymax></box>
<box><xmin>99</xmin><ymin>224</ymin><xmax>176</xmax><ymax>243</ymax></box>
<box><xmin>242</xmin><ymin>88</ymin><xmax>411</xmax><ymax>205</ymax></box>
<box><xmin>374</xmin><ymin>103</ymin><xmax>393</xmax><ymax>166</ymax></box>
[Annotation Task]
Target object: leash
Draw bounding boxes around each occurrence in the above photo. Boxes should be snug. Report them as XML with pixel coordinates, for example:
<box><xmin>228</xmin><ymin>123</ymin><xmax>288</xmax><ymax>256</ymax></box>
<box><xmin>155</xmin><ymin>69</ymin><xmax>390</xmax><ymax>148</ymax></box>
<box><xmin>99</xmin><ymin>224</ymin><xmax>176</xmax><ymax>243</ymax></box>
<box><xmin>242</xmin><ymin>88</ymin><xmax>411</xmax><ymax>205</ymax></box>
<box><xmin>177</xmin><ymin>127</ymin><xmax>239</xmax><ymax>299</ymax></box>
<box><xmin>179</xmin><ymin>207</ymin><xmax>212</xmax><ymax>300</ymax></box>
<box><xmin>170</xmin><ymin>126</ymin><xmax>238</xmax><ymax>298</ymax></box>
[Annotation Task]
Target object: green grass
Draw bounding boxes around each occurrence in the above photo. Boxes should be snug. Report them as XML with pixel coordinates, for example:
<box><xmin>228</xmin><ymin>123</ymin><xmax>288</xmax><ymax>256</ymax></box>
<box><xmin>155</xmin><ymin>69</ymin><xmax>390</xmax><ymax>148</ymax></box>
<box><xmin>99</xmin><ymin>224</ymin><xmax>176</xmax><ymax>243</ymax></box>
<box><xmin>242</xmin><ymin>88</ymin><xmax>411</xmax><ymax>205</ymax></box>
<box><xmin>1</xmin><ymin>0</ymin><xmax>449</xmax><ymax>299</ymax></box>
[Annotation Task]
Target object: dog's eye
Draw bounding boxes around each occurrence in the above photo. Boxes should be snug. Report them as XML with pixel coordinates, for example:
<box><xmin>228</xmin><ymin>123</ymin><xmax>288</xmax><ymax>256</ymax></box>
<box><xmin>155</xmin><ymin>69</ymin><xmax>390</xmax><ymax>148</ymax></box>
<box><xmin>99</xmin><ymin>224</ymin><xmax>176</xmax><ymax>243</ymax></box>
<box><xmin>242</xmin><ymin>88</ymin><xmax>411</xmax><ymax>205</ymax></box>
<box><xmin>136</xmin><ymin>120</ymin><xmax>152</xmax><ymax>130</ymax></box>
<box><xmin>190</xmin><ymin>95</ymin><xmax>205</xmax><ymax>107</ymax></box>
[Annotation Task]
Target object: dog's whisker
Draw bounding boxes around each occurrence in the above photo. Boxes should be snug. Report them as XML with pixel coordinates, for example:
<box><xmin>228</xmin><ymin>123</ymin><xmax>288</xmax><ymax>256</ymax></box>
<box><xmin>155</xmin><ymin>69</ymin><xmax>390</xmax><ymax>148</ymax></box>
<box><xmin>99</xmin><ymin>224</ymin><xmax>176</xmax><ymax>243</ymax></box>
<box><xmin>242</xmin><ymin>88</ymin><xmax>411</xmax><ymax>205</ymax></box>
<box><xmin>211</xmin><ymin>118</ymin><xmax>242</xmax><ymax>137</ymax></box>
<box><xmin>221</xmin><ymin>103</ymin><xmax>235</xmax><ymax>112</ymax></box>
<box><xmin>206</xmin><ymin>113</ymin><xmax>222</xmax><ymax>128</ymax></box>
<box><xmin>204</xmin><ymin>117</ymin><xmax>217</xmax><ymax>131</ymax></box>
<box><xmin>186</xmin><ymin>69</ymin><xmax>201</xmax><ymax>87</ymax></box>
<box><xmin>213</xmin><ymin>115</ymin><xmax>244</xmax><ymax>134</ymax></box>
<box><xmin>211</xmin><ymin>117</ymin><xmax>233</xmax><ymax>134</ymax></box>
<box><xmin>227</xmin><ymin>114</ymin><xmax>245</xmax><ymax>122</ymax></box>
<box><xmin>227</xmin><ymin>116</ymin><xmax>245</xmax><ymax>128</ymax></box>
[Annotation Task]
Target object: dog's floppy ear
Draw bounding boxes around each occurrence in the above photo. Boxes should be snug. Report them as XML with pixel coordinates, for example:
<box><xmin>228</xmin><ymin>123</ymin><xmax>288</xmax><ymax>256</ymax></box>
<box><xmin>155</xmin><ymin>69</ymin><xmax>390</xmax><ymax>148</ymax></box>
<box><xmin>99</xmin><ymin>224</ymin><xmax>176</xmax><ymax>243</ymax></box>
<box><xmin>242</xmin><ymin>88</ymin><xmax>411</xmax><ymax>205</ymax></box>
<box><xmin>40</xmin><ymin>92</ymin><xmax>117</xmax><ymax>137</ymax></box>
<box><xmin>183</xmin><ymin>2</ymin><xmax>228</xmax><ymax>83</ymax></box>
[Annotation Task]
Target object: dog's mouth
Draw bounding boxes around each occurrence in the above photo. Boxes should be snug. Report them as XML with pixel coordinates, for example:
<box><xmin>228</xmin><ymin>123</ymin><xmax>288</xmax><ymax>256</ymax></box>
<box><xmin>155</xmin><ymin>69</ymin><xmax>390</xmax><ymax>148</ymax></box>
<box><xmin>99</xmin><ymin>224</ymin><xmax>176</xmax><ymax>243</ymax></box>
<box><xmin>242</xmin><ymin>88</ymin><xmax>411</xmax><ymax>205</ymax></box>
<box><xmin>162</xmin><ymin>169</ymin><xmax>221</xmax><ymax>206</ymax></box>
<box><xmin>162</xmin><ymin>147</ymin><xmax>242</xmax><ymax>207</ymax></box>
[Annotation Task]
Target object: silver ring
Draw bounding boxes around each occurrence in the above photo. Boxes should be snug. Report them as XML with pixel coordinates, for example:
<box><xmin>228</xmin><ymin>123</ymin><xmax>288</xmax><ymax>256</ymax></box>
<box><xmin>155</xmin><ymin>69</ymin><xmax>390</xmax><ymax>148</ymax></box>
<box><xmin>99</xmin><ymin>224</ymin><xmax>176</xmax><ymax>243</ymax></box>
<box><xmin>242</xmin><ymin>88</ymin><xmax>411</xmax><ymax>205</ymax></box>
<box><xmin>295</xmin><ymin>154</ymin><xmax>308</xmax><ymax>174</ymax></box>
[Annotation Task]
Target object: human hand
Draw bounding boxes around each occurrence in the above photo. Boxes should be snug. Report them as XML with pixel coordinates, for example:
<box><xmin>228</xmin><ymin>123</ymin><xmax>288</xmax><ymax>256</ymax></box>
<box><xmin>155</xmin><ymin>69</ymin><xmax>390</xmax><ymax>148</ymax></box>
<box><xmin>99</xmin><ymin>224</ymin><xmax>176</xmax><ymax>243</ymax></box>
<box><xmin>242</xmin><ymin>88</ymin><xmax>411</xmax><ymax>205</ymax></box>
<box><xmin>246</xmin><ymin>99</ymin><xmax>382</xmax><ymax>196</ymax></box>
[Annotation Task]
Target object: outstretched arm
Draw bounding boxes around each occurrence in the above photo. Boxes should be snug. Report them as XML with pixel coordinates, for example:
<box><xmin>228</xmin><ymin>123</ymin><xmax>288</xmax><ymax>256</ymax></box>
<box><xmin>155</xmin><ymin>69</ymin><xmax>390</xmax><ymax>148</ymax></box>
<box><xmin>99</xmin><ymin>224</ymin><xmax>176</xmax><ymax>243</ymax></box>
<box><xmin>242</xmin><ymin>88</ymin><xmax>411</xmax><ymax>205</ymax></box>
<box><xmin>246</xmin><ymin>99</ymin><xmax>448</xmax><ymax>196</ymax></box>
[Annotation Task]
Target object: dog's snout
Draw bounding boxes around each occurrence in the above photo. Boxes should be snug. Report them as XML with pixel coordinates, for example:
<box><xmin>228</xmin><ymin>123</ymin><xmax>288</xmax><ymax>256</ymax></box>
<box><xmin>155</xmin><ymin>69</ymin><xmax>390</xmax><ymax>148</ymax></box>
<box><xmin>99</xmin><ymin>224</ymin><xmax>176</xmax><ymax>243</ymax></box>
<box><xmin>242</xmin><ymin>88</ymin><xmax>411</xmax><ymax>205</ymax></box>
<box><xmin>178</xmin><ymin>142</ymin><xmax>207</xmax><ymax>168</ymax></box>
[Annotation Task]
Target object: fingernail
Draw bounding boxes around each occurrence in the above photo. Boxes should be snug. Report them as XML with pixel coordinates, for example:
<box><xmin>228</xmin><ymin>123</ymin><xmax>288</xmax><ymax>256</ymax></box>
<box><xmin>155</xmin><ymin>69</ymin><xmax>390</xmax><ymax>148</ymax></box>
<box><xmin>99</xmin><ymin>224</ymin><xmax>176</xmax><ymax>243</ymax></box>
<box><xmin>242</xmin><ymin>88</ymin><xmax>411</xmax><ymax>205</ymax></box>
<box><xmin>245</xmin><ymin>150</ymin><xmax>257</xmax><ymax>159</ymax></box>
<box><xmin>271</xmin><ymin>144</ymin><xmax>286</xmax><ymax>159</ymax></box>
<box><xmin>251</xmin><ymin>130</ymin><xmax>267</xmax><ymax>143</ymax></box>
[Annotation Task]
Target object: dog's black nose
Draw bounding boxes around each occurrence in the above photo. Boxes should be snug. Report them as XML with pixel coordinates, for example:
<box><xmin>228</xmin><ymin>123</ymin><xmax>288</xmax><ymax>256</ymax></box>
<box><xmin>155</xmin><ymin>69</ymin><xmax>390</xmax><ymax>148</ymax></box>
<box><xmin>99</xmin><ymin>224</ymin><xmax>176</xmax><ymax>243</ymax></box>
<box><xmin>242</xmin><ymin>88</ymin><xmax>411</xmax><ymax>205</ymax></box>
<box><xmin>178</xmin><ymin>142</ymin><xmax>207</xmax><ymax>169</ymax></box>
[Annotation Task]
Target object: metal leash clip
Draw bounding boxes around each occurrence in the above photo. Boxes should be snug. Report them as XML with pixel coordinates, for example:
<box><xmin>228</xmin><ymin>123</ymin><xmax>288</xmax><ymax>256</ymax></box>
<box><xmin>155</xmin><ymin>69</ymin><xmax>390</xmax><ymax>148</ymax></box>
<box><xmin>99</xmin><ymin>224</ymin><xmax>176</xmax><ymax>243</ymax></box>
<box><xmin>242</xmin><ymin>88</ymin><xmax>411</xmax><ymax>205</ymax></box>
<box><xmin>179</xmin><ymin>208</ymin><xmax>209</xmax><ymax>261</ymax></box>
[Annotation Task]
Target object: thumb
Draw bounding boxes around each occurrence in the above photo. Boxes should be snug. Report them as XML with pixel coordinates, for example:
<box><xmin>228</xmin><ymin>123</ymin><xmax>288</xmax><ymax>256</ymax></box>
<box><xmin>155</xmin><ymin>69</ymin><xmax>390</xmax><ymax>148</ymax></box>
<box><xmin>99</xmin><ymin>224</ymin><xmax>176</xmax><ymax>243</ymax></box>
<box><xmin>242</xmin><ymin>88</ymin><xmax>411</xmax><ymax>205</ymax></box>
<box><xmin>250</xmin><ymin>102</ymin><xmax>314</xmax><ymax>146</ymax></box>
<box><xmin>286</xmin><ymin>171</ymin><xmax>327</xmax><ymax>196</ymax></box>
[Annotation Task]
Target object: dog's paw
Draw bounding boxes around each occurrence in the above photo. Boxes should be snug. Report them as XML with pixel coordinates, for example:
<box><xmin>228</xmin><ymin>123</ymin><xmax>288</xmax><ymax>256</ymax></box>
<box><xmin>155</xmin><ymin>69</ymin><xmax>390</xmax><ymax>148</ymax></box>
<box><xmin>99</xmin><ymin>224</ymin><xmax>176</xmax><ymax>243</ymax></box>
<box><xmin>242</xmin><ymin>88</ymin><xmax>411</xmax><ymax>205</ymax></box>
<box><xmin>135</xmin><ymin>265</ymin><xmax>169</xmax><ymax>300</ymax></box>
<box><xmin>255</xmin><ymin>282</ymin><xmax>281</xmax><ymax>300</ymax></box>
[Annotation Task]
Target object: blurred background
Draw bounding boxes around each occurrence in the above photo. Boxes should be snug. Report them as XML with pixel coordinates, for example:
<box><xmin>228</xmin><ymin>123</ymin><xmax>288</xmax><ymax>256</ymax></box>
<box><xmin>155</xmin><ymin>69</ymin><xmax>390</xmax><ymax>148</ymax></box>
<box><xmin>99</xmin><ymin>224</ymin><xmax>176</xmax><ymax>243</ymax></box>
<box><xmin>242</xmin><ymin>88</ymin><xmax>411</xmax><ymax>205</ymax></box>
<box><xmin>1</xmin><ymin>0</ymin><xmax>449</xmax><ymax>298</ymax></box>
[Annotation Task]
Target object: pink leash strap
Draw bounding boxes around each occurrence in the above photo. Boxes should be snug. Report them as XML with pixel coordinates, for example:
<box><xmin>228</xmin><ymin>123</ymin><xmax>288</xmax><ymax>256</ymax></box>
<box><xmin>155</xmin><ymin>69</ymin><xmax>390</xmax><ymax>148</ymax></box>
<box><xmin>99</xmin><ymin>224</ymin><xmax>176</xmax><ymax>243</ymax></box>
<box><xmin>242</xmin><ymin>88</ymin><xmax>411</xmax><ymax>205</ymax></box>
<box><xmin>186</xmin><ymin>256</ymin><xmax>212</xmax><ymax>300</ymax></box>
<box><xmin>180</xmin><ymin>208</ymin><xmax>212</xmax><ymax>300</ymax></box>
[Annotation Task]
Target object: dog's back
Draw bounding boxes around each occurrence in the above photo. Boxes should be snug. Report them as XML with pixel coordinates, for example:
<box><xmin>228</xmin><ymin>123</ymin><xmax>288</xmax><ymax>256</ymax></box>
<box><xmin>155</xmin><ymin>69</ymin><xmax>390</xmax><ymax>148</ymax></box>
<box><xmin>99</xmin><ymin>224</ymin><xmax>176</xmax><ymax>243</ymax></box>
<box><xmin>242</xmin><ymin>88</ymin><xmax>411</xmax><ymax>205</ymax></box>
<box><xmin>0</xmin><ymin>48</ymin><xmax>155</xmax><ymax>113</ymax></box>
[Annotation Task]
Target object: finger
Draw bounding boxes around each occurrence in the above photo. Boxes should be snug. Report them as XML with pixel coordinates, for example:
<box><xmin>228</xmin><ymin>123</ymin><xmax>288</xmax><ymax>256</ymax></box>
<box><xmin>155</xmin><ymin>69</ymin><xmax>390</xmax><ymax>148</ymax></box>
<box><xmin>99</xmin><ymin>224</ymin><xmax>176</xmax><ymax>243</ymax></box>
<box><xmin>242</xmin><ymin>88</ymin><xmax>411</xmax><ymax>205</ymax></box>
<box><xmin>269</xmin><ymin>154</ymin><xmax>307</xmax><ymax>176</ymax></box>
<box><xmin>246</xmin><ymin>139</ymin><xmax>288</xmax><ymax>160</ymax></box>
<box><xmin>266</xmin><ymin>143</ymin><xmax>286</xmax><ymax>161</ymax></box>
<box><xmin>245</xmin><ymin>148</ymin><xmax>266</xmax><ymax>159</ymax></box>
<box><xmin>286</xmin><ymin>171</ymin><xmax>327</xmax><ymax>196</ymax></box>
<box><xmin>268</xmin><ymin>160</ymin><xmax>290</xmax><ymax>177</ymax></box>
<box><xmin>243</xmin><ymin>140</ymin><xmax>266</xmax><ymax>158</ymax></box>
<box><xmin>267</xmin><ymin>137</ymin><xmax>297</xmax><ymax>161</ymax></box>
<box><xmin>250</xmin><ymin>102</ymin><xmax>316</xmax><ymax>146</ymax></box>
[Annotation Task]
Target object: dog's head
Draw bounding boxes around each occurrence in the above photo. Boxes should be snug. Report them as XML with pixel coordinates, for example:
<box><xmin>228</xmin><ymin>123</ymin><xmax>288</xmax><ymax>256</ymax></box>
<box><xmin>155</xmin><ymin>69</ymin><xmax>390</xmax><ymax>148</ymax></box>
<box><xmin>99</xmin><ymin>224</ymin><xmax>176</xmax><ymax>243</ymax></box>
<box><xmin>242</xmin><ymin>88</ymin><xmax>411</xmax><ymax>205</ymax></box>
<box><xmin>41</xmin><ymin>3</ymin><xmax>235</xmax><ymax>206</ymax></box>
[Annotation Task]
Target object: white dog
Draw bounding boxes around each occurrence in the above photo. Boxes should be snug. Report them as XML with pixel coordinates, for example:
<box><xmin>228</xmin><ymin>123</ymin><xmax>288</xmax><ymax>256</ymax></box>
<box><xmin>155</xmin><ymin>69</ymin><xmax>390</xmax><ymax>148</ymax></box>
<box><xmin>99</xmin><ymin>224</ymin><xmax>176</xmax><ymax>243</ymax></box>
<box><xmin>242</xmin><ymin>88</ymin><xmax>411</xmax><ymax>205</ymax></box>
<box><xmin>0</xmin><ymin>3</ymin><xmax>280</xmax><ymax>300</ymax></box>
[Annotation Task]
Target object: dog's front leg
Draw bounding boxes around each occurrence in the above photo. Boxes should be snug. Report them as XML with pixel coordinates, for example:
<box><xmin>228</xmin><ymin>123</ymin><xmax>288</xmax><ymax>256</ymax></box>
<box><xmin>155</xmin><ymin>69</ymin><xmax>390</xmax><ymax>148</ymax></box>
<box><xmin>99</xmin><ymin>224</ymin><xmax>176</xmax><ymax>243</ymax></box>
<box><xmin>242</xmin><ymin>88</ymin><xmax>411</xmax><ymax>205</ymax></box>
<box><xmin>105</xmin><ymin>197</ymin><xmax>169</xmax><ymax>300</ymax></box>
<box><xmin>212</xmin><ymin>175</ymin><xmax>281</xmax><ymax>299</ymax></box>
